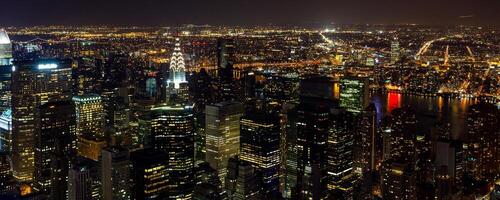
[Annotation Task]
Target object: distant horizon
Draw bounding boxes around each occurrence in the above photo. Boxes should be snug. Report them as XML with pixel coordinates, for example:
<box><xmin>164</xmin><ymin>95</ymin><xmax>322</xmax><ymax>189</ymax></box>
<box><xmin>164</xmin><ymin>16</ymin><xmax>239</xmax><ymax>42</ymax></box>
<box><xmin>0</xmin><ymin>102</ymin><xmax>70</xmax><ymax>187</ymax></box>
<box><xmin>1</xmin><ymin>23</ymin><xmax>499</xmax><ymax>29</ymax></box>
<box><xmin>1</xmin><ymin>0</ymin><xmax>499</xmax><ymax>27</ymax></box>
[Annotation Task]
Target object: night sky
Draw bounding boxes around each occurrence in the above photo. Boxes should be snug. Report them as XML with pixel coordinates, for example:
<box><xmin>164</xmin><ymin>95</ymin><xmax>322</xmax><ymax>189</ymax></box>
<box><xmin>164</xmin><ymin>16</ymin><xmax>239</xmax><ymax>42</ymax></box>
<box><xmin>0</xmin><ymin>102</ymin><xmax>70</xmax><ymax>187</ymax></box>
<box><xmin>1</xmin><ymin>0</ymin><xmax>499</xmax><ymax>26</ymax></box>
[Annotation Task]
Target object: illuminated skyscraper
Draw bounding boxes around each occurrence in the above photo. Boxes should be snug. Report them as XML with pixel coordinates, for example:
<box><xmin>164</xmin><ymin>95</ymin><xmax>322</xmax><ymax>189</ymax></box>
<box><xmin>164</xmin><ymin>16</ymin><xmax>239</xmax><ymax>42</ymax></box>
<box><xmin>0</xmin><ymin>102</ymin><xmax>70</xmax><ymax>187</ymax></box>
<box><xmin>205</xmin><ymin>102</ymin><xmax>244</xmax><ymax>184</ymax></box>
<box><xmin>240</xmin><ymin>112</ymin><xmax>280</xmax><ymax>195</ymax></box>
<box><xmin>390</xmin><ymin>40</ymin><xmax>400</xmax><ymax>65</ymax></box>
<box><xmin>354</xmin><ymin>104</ymin><xmax>378</xmax><ymax>176</ymax></box>
<box><xmin>166</xmin><ymin>38</ymin><xmax>189</xmax><ymax>102</ymax></box>
<box><xmin>151</xmin><ymin>104</ymin><xmax>195</xmax><ymax>200</ymax></box>
<box><xmin>33</xmin><ymin>101</ymin><xmax>76</xmax><ymax>197</ymax></box>
<box><xmin>101</xmin><ymin>146</ymin><xmax>131</xmax><ymax>200</ymax></box>
<box><xmin>12</xmin><ymin>59</ymin><xmax>72</xmax><ymax>182</ymax></box>
<box><xmin>327</xmin><ymin>110</ymin><xmax>358</xmax><ymax>199</ymax></box>
<box><xmin>339</xmin><ymin>76</ymin><xmax>369</xmax><ymax>114</ymax></box>
<box><xmin>73</xmin><ymin>94</ymin><xmax>104</xmax><ymax>137</ymax></box>
<box><xmin>0</xmin><ymin>29</ymin><xmax>12</xmax><ymax>113</ymax></box>
<box><xmin>73</xmin><ymin>94</ymin><xmax>106</xmax><ymax>161</ymax></box>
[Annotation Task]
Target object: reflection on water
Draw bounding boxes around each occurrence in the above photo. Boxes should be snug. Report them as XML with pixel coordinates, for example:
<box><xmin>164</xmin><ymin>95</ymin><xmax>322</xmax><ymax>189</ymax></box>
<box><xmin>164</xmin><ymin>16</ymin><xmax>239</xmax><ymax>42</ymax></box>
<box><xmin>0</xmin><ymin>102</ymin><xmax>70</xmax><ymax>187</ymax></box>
<box><xmin>372</xmin><ymin>92</ymin><xmax>477</xmax><ymax>140</ymax></box>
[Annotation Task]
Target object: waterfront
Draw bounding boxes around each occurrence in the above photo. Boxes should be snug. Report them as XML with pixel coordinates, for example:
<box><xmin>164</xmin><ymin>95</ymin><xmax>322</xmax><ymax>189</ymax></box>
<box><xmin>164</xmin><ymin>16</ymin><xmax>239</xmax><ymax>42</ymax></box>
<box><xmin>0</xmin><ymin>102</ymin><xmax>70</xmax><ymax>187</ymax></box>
<box><xmin>373</xmin><ymin>92</ymin><xmax>480</xmax><ymax>140</ymax></box>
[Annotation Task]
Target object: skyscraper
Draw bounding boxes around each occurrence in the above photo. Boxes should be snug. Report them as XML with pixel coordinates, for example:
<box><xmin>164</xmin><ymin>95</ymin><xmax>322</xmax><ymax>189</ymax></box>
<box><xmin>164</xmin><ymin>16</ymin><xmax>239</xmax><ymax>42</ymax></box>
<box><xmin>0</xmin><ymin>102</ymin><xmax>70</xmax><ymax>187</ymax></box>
<box><xmin>34</xmin><ymin>101</ymin><xmax>76</xmax><ymax>197</ymax></box>
<box><xmin>233</xmin><ymin>161</ymin><xmax>261</xmax><ymax>200</ymax></box>
<box><xmin>240</xmin><ymin>112</ymin><xmax>281</xmax><ymax>195</ymax></box>
<box><xmin>101</xmin><ymin>146</ymin><xmax>131</xmax><ymax>200</ymax></box>
<box><xmin>166</xmin><ymin>38</ymin><xmax>189</xmax><ymax>102</ymax></box>
<box><xmin>73</xmin><ymin>94</ymin><xmax>105</xmax><ymax>137</ymax></box>
<box><xmin>130</xmin><ymin>149</ymin><xmax>169</xmax><ymax>200</ymax></box>
<box><xmin>381</xmin><ymin>160</ymin><xmax>417</xmax><ymax>199</ymax></box>
<box><xmin>339</xmin><ymin>76</ymin><xmax>369</xmax><ymax>114</ymax></box>
<box><xmin>464</xmin><ymin>103</ymin><xmax>499</xmax><ymax>182</ymax></box>
<box><xmin>390</xmin><ymin>40</ymin><xmax>400</xmax><ymax>65</ymax></box>
<box><xmin>354</xmin><ymin>104</ymin><xmax>378</xmax><ymax>176</ymax></box>
<box><xmin>12</xmin><ymin>59</ymin><xmax>72</xmax><ymax>182</ymax></box>
<box><xmin>216</xmin><ymin>39</ymin><xmax>236</xmax><ymax>102</ymax></box>
<box><xmin>294</xmin><ymin>77</ymin><xmax>336</xmax><ymax>200</ymax></box>
<box><xmin>205</xmin><ymin>102</ymin><xmax>244</xmax><ymax>184</ymax></box>
<box><xmin>68</xmin><ymin>158</ymin><xmax>101</xmax><ymax>200</ymax></box>
<box><xmin>0</xmin><ymin>29</ymin><xmax>12</xmax><ymax>113</ymax></box>
<box><xmin>150</xmin><ymin>104</ymin><xmax>195</xmax><ymax>200</ymax></box>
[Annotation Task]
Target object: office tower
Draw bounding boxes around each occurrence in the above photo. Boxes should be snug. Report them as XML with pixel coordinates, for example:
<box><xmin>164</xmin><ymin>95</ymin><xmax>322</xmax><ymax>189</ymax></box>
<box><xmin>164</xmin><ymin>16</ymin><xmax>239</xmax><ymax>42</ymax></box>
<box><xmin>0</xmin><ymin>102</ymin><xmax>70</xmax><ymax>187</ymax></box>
<box><xmin>150</xmin><ymin>104</ymin><xmax>195</xmax><ymax>200</ymax></box>
<box><xmin>166</xmin><ymin>38</ymin><xmax>189</xmax><ymax>103</ymax></box>
<box><xmin>73</xmin><ymin>58</ymin><xmax>102</xmax><ymax>95</ymax></box>
<box><xmin>240</xmin><ymin>112</ymin><xmax>280</xmax><ymax>195</ymax></box>
<box><xmin>464</xmin><ymin>103</ymin><xmax>499</xmax><ymax>182</ymax></box>
<box><xmin>0</xmin><ymin>109</ymin><xmax>12</xmax><ymax>152</ymax></box>
<box><xmin>381</xmin><ymin>160</ymin><xmax>417</xmax><ymax>199</ymax></box>
<box><xmin>327</xmin><ymin>109</ymin><xmax>357</xmax><ymax>199</ymax></box>
<box><xmin>130</xmin><ymin>149</ymin><xmax>169</xmax><ymax>200</ymax></box>
<box><xmin>294</xmin><ymin>77</ymin><xmax>336</xmax><ymax>200</ymax></box>
<box><xmin>387</xmin><ymin>107</ymin><xmax>417</xmax><ymax>163</ymax></box>
<box><xmin>233</xmin><ymin>161</ymin><xmax>261</xmax><ymax>200</ymax></box>
<box><xmin>435</xmin><ymin>140</ymin><xmax>464</xmax><ymax>191</ymax></box>
<box><xmin>33</xmin><ymin>101</ymin><xmax>76</xmax><ymax>198</ymax></box>
<box><xmin>73</xmin><ymin>94</ymin><xmax>107</xmax><ymax>160</ymax></box>
<box><xmin>192</xmin><ymin>69</ymin><xmax>212</xmax><ymax>163</ymax></box>
<box><xmin>0</xmin><ymin>30</ymin><xmax>12</xmax><ymax>113</ymax></box>
<box><xmin>68</xmin><ymin>158</ymin><xmax>101</xmax><ymax>200</ymax></box>
<box><xmin>101</xmin><ymin>146</ymin><xmax>131</xmax><ymax>200</ymax></box>
<box><xmin>12</xmin><ymin>59</ymin><xmax>72</xmax><ymax>182</ymax></box>
<box><xmin>111</xmin><ymin>101</ymin><xmax>131</xmax><ymax>145</ymax></box>
<box><xmin>390</xmin><ymin>40</ymin><xmax>400</xmax><ymax>65</ymax></box>
<box><xmin>205</xmin><ymin>102</ymin><xmax>244</xmax><ymax>184</ymax></box>
<box><xmin>216</xmin><ymin>38</ymin><xmax>236</xmax><ymax>102</ymax></box>
<box><xmin>225</xmin><ymin>157</ymin><xmax>240</xmax><ymax>198</ymax></box>
<box><xmin>339</xmin><ymin>76</ymin><xmax>369</xmax><ymax>114</ymax></box>
<box><xmin>283</xmin><ymin>105</ymin><xmax>298</xmax><ymax>199</ymax></box>
<box><xmin>73</xmin><ymin>94</ymin><xmax>104</xmax><ymax>137</ymax></box>
<box><xmin>355</xmin><ymin>104</ymin><xmax>378</xmax><ymax>175</ymax></box>
<box><xmin>242</xmin><ymin>71</ymin><xmax>256</xmax><ymax>101</ymax></box>
<box><xmin>101</xmin><ymin>55</ymin><xmax>128</xmax><ymax>127</ymax></box>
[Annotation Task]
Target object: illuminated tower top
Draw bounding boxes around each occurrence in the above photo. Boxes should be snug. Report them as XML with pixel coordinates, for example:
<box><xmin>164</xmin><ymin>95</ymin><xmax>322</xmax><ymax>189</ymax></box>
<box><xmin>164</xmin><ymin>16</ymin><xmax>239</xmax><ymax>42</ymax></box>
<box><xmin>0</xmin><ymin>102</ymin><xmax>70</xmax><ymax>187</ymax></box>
<box><xmin>0</xmin><ymin>29</ymin><xmax>12</xmax><ymax>65</ymax></box>
<box><xmin>167</xmin><ymin>38</ymin><xmax>187</xmax><ymax>89</ymax></box>
<box><xmin>0</xmin><ymin>30</ymin><xmax>10</xmax><ymax>45</ymax></box>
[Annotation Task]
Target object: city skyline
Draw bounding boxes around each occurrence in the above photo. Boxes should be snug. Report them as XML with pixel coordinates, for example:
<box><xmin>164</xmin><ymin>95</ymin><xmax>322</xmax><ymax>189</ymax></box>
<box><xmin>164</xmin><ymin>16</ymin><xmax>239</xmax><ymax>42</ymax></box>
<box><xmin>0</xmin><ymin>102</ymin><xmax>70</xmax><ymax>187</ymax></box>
<box><xmin>0</xmin><ymin>2</ymin><xmax>498</xmax><ymax>199</ymax></box>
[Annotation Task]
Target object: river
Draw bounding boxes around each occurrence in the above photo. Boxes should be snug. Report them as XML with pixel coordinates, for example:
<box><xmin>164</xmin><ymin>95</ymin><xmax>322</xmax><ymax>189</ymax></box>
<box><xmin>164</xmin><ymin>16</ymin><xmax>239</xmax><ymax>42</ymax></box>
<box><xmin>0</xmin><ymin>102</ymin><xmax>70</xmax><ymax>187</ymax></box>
<box><xmin>371</xmin><ymin>92</ymin><xmax>479</xmax><ymax>140</ymax></box>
